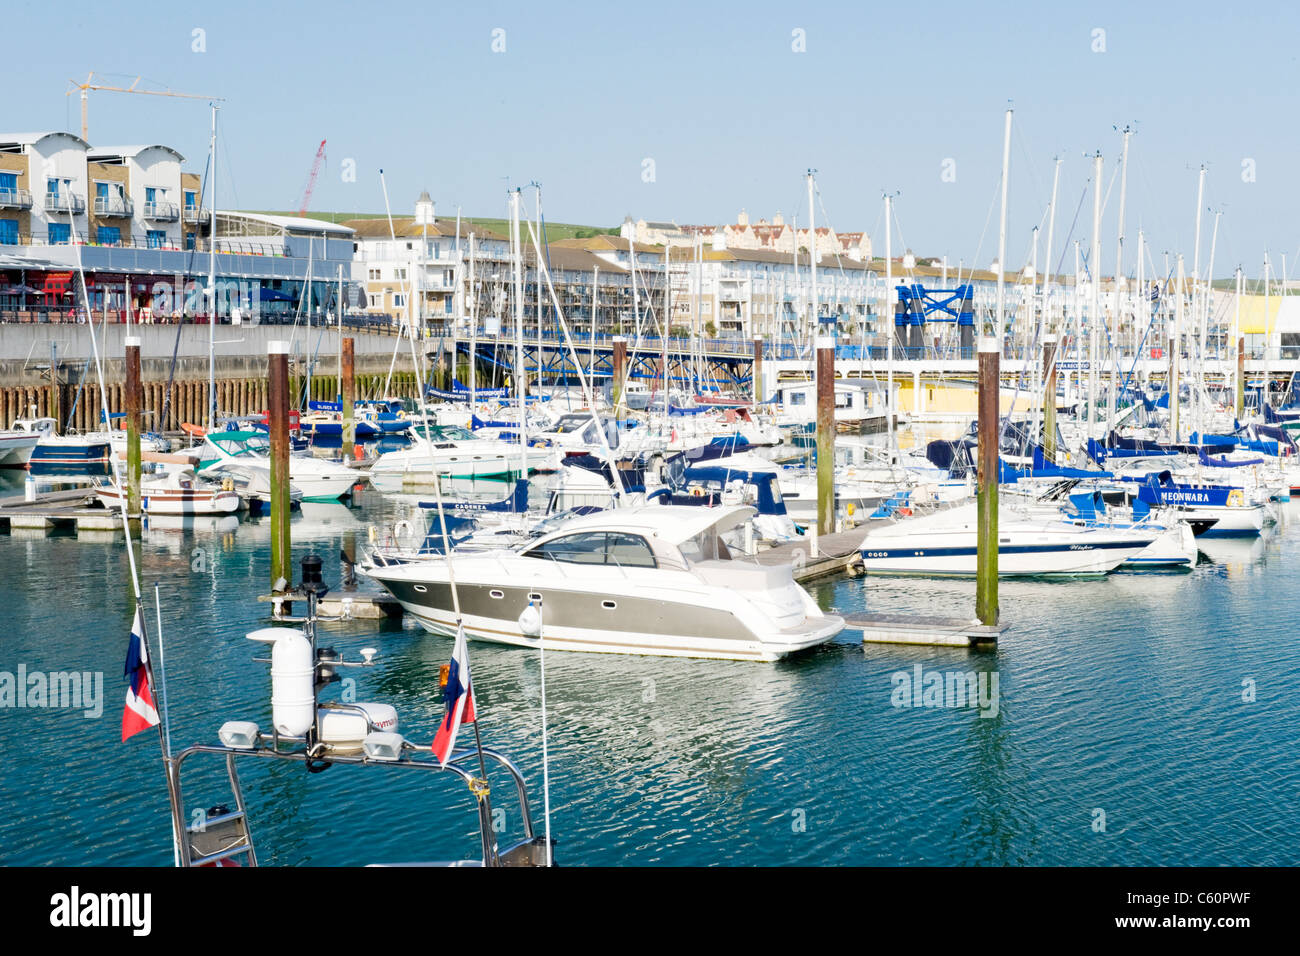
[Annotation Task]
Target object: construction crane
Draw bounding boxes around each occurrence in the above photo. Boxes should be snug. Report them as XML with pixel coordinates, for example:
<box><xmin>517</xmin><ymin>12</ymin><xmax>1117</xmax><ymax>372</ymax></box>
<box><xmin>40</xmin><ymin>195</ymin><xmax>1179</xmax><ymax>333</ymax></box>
<box><xmin>297</xmin><ymin>140</ymin><xmax>327</xmax><ymax>216</ymax></box>
<box><xmin>66</xmin><ymin>73</ymin><xmax>222</xmax><ymax>141</ymax></box>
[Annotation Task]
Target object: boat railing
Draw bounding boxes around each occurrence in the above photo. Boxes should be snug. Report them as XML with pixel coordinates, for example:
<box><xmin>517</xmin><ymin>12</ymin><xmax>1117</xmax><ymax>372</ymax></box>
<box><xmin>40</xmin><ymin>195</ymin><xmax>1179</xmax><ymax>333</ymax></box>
<box><xmin>170</xmin><ymin>740</ymin><xmax>540</xmax><ymax>867</ymax></box>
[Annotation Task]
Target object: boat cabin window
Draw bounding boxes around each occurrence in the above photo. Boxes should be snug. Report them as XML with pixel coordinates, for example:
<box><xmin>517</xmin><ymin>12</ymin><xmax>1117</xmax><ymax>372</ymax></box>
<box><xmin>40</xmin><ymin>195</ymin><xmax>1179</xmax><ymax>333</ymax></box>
<box><xmin>524</xmin><ymin>531</ymin><xmax>656</xmax><ymax>568</ymax></box>
<box><xmin>677</xmin><ymin>526</ymin><xmax>732</xmax><ymax>564</ymax></box>
<box><xmin>787</xmin><ymin>392</ymin><xmax>807</xmax><ymax>406</ymax></box>
<box><xmin>552</xmin><ymin>414</ymin><xmax>594</xmax><ymax>434</ymax></box>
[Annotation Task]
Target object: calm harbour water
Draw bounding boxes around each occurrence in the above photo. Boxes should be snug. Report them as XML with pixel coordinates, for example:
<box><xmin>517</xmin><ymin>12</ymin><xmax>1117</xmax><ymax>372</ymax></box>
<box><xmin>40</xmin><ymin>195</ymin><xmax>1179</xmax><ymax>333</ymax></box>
<box><xmin>1</xmin><ymin>470</ymin><xmax>1297</xmax><ymax>867</ymax></box>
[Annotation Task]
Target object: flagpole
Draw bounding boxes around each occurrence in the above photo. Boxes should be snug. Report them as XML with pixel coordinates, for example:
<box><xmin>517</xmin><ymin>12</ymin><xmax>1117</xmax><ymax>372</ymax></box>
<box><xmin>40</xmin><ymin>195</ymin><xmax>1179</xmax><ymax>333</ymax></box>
<box><xmin>537</xmin><ymin>600</ymin><xmax>553</xmax><ymax>867</ymax></box>
<box><xmin>154</xmin><ymin>583</ymin><xmax>180</xmax><ymax>867</ymax></box>
<box><xmin>427</xmin><ymin>463</ymin><xmax>496</xmax><ymax>867</ymax></box>
<box><xmin>64</xmin><ymin>174</ymin><xmax>185</xmax><ymax>864</ymax></box>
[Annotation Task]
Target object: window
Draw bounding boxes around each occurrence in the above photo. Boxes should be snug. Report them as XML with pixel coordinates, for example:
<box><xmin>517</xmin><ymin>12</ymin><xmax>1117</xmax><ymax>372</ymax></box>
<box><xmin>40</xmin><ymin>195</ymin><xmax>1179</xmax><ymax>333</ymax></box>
<box><xmin>96</xmin><ymin>226</ymin><xmax>121</xmax><ymax>245</ymax></box>
<box><xmin>184</xmin><ymin>190</ymin><xmax>196</xmax><ymax>209</ymax></box>
<box><xmin>523</xmin><ymin>531</ymin><xmax>656</xmax><ymax>568</ymax></box>
<box><xmin>47</xmin><ymin>178</ymin><xmax>60</xmax><ymax>198</ymax></box>
<box><xmin>0</xmin><ymin>219</ymin><xmax>17</xmax><ymax>245</ymax></box>
<box><xmin>48</xmin><ymin>223</ymin><xmax>70</xmax><ymax>245</ymax></box>
<box><xmin>788</xmin><ymin>391</ymin><xmax>807</xmax><ymax>406</ymax></box>
<box><xmin>368</xmin><ymin>294</ymin><xmax>379</xmax><ymax>307</ymax></box>
<box><xmin>145</xmin><ymin>187</ymin><xmax>157</xmax><ymax>203</ymax></box>
<box><xmin>185</xmin><ymin>232</ymin><xmax>195</xmax><ymax>251</ymax></box>
<box><xmin>396</xmin><ymin>268</ymin><xmax>407</xmax><ymax>280</ymax></box>
<box><xmin>368</xmin><ymin>268</ymin><xmax>381</xmax><ymax>280</ymax></box>
<box><xmin>146</xmin><ymin>230</ymin><xmax>166</xmax><ymax>249</ymax></box>
<box><xmin>393</xmin><ymin>293</ymin><xmax>405</xmax><ymax>307</ymax></box>
<box><xmin>0</xmin><ymin>172</ymin><xmax>15</xmax><ymax>195</ymax></box>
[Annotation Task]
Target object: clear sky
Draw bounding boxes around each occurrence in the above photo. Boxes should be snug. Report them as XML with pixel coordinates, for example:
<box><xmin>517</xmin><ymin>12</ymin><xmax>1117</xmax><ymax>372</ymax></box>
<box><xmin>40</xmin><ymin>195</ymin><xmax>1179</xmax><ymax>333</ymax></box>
<box><xmin>9</xmin><ymin>0</ymin><xmax>1298</xmax><ymax>278</ymax></box>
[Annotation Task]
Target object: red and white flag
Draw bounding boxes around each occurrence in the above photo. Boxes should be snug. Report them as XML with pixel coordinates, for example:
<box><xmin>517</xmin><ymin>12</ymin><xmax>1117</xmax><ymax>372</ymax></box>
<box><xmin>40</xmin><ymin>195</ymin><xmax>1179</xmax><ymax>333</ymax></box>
<box><xmin>122</xmin><ymin>610</ymin><xmax>160</xmax><ymax>742</ymax></box>
<box><xmin>431</xmin><ymin>624</ymin><xmax>477</xmax><ymax>766</ymax></box>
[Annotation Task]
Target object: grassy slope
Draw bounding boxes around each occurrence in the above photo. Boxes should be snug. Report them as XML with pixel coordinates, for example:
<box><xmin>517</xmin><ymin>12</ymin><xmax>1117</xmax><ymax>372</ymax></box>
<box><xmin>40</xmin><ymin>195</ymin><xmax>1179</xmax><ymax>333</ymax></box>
<box><xmin>250</xmin><ymin>210</ymin><xmax>617</xmax><ymax>241</ymax></box>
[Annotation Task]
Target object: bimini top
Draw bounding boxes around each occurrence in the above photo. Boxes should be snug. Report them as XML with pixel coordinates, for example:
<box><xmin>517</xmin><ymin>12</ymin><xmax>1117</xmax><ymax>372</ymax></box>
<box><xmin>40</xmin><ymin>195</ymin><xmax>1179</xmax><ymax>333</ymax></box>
<box><xmin>530</xmin><ymin>504</ymin><xmax>756</xmax><ymax>546</ymax></box>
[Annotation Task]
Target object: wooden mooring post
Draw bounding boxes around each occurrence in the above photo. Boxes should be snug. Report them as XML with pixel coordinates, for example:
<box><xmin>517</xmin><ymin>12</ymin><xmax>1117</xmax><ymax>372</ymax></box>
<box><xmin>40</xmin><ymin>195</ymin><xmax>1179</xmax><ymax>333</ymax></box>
<box><xmin>342</xmin><ymin>336</ymin><xmax>357</xmax><ymax>459</ymax></box>
<box><xmin>976</xmin><ymin>335</ymin><xmax>999</xmax><ymax>626</ymax></box>
<box><xmin>816</xmin><ymin>334</ymin><xmax>834</xmax><ymax>537</ymax></box>
<box><xmin>269</xmin><ymin>341</ymin><xmax>292</xmax><ymax>591</ymax></box>
<box><xmin>1042</xmin><ymin>334</ymin><xmax>1057</xmax><ymax>462</ymax></box>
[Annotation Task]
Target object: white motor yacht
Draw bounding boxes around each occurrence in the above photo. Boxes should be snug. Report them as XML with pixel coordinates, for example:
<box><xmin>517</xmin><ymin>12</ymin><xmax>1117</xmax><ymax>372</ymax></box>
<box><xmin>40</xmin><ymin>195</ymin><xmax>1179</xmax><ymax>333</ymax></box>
<box><xmin>362</xmin><ymin>504</ymin><xmax>844</xmax><ymax>661</ymax></box>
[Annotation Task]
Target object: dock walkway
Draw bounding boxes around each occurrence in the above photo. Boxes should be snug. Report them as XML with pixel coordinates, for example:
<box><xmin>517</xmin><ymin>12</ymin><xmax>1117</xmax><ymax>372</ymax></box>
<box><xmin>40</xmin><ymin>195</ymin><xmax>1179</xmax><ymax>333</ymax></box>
<box><xmin>752</xmin><ymin>526</ymin><xmax>868</xmax><ymax>581</ymax></box>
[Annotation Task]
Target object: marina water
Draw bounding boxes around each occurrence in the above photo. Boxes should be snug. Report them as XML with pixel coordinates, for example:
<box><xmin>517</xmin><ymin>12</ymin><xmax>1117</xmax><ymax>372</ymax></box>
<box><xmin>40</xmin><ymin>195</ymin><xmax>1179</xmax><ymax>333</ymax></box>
<box><xmin>1</xmin><ymin>472</ymin><xmax>1296</xmax><ymax>866</ymax></box>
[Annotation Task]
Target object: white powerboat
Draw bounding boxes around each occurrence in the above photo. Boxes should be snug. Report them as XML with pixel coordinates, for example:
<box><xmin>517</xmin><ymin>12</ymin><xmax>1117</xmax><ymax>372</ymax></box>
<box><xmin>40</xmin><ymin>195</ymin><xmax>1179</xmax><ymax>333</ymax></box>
<box><xmin>368</xmin><ymin>424</ymin><xmax>528</xmax><ymax>491</ymax></box>
<box><xmin>363</xmin><ymin>504</ymin><xmax>844</xmax><ymax>661</ymax></box>
<box><xmin>0</xmin><ymin>429</ymin><xmax>40</xmax><ymax>467</ymax></box>
<box><xmin>859</xmin><ymin>500</ymin><xmax>1156</xmax><ymax>576</ymax></box>
<box><xmin>96</xmin><ymin>468</ymin><xmax>240</xmax><ymax>516</ymax></box>
<box><xmin>197</xmin><ymin>429</ymin><xmax>358</xmax><ymax>501</ymax></box>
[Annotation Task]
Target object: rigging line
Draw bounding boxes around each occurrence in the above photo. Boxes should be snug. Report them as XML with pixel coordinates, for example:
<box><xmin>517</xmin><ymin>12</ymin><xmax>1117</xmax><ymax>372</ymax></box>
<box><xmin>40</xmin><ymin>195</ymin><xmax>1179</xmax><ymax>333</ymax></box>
<box><xmin>1052</xmin><ymin>181</ymin><xmax>1091</xmax><ymax>280</ymax></box>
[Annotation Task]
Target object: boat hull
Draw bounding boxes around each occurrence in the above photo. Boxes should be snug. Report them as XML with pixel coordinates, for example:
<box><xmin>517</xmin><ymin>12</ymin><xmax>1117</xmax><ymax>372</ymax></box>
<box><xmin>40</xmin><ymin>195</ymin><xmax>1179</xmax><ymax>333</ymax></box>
<box><xmin>368</xmin><ymin>570</ymin><xmax>841</xmax><ymax>662</ymax></box>
<box><xmin>860</xmin><ymin>532</ymin><xmax>1151</xmax><ymax>577</ymax></box>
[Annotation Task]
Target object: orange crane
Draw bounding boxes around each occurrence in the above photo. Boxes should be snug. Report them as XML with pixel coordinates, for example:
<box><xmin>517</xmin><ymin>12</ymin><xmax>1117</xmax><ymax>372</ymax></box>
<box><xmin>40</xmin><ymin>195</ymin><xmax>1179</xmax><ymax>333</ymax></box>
<box><xmin>297</xmin><ymin>140</ymin><xmax>327</xmax><ymax>216</ymax></box>
<box><xmin>66</xmin><ymin>73</ymin><xmax>222</xmax><ymax>141</ymax></box>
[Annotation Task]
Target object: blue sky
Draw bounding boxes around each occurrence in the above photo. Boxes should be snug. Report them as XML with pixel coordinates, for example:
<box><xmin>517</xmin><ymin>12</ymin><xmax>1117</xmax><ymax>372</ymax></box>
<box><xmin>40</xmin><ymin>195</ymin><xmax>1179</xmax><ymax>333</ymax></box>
<box><xmin>9</xmin><ymin>0</ymin><xmax>1298</xmax><ymax>277</ymax></box>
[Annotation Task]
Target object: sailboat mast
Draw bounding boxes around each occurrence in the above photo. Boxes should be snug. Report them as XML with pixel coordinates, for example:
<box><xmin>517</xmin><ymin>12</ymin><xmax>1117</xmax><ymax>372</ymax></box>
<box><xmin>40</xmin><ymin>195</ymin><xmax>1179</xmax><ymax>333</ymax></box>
<box><xmin>807</xmin><ymin>171</ymin><xmax>818</xmax><ymax>341</ymax></box>
<box><xmin>511</xmin><ymin>190</ymin><xmax>528</xmax><ymax>478</ymax></box>
<box><xmin>469</xmin><ymin>233</ymin><xmax>477</xmax><ymax>410</ymax></box>
<box><xmin>1111</xmin><ymin>127</ymin><xmax>1131</xmax><ymax>430</ymax></box>
<box><xmin>1087</xmin><ymin>150</ymin><xmax>1102</xmax><ymax>442</ymax></box>
<box><xmin>884</xmin><ymin>194</ymin><xmax>893</xmax><ymax>439</ymax></box>
<box><xmin>207</xmin><ymin>105</ymin><xmax>218</xmax><ymax>431</ymax></box>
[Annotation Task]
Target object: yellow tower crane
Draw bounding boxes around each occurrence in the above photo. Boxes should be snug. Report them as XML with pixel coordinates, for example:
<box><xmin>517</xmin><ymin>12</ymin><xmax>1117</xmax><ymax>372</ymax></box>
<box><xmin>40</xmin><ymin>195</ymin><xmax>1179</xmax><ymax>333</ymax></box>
<box><xmin>67</xmin><ymin>74</ymin><xmax>223</xmax><ymax>141</ymax></box>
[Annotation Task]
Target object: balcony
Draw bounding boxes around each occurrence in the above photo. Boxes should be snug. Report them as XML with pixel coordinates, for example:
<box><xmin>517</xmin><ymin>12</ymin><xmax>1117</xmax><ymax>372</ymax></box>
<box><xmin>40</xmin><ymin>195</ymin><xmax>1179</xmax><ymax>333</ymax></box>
<box><xmin>144</xmin><ymin>200</ymin><xmax>179</xmax><ymax>221</ymax></box>
<box><xmin>93</xmin><ymin>196</ymin><xmax>134</xmax><ymax>217</ymax></box>
<box><xmin>44</xmin><ymin>192</ymin><xmax>86</xmax><ymax>214</ymax></box>
<box><xmin>0</xmin><ymin>187</ymin><xmax>32</xmax><ymax>209</ymax></box>
<box><xmin>183</xmin><ymin>204</ymin><xmax>203</xmax><ymax>223</ymax></box>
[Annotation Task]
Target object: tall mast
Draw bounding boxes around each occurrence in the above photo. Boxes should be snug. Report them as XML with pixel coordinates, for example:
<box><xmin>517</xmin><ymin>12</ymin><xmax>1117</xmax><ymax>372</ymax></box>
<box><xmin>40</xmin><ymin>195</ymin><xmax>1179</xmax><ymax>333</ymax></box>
<box><xmin>1111</xmin><ymin>127</ymin><xmax>1131</xmax><ymax>430</ymax></box>
<box><xmin>1087</xmin><ymin>150</ymin><xmax>1102</xmax><ymax>441</ymax></box>
<box><xmin>807</xmin><ymin>171</ymin><xmax>818</xmax><ymax>339</ymax></box>
<box><xmin>1263</xmin><ymin>251</ymin><xmax>1271</xmax><ymax>407</ymax></box>
<box><xmin>995</xmin><ymin>107</ymin><xmax>1013</xmax><ymax>345</ymax></box>
<box><xmin>535</xmin><ymin>184</ymin><xmax>543</xmax><ymax>394</ymax></box>
<box><xmin>511</xmin><ymin>190</ymin><xmax>528</xmax><ymax>478</ymax></box>
<box><xmin>337</xmin><ymin>264</ymin><xmax>343</xmax><ymax>401</ymax></box>
<box><xmin>884</xmin><ymin>193</ymin><xmax>894</xmax><ymax>440</ymax></box>
<box><xmin>1041</xmin><ymin>157</ymin><xmax>1062</xmax><ymax>337</ymax></box>
<box><xmin>207</xmin><ymin>104</ymin><xmax>218</xmax><ymax>431</ymax></box>
<box><xmin>469</xmin><ymin>234</ymin><xmax>477</xmax><ymax>409</ymax></box>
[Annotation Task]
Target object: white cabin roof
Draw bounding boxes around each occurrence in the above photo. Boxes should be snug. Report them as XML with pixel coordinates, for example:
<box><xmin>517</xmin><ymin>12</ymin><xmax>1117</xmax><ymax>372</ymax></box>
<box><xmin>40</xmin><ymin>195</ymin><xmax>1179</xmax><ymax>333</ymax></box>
<box><xmin>538</xmin><ymin>504</ymin><xmax>756</xmax><ymax>545</ymax></box>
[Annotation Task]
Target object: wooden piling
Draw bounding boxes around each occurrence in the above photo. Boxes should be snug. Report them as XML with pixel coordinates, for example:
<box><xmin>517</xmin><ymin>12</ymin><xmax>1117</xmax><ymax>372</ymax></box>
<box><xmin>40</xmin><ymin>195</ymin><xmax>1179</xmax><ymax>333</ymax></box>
<box><xmin>269</xmin><ymin>341</ymin><xmax>292</xmax><ymax>591</ymax></box>
<box><xmin>752</xmin><ymin>335</ymin><xmax>764</xmax><ymax>403</ymax></box>
<box><xmin>125</xmin><ymin>338</ymin><xmax>142</xmax><ymax>519</ymax></box>
<box><xmin>816</xmin><ymin>335</ymin><xmax>835</xmax><ymax>537</ymax></box>
<box><xmin>976</xmin><ymin>336</ymin><xmax>999</xmax><ymax>626</ymax></box>
<box><xmin>1042</xmin><ymin>334</ymin><xmax>1057</xmax><ymax>462</ymax></box>
<box><xmin>342</xmin><ymin>337</ymin><xmax>357</xmax><ymax>458</ymax></box>
<box><xmin>612</xmin><ymin>335</ymin><xmax>627</xmax><ymax>420</ymax></box>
